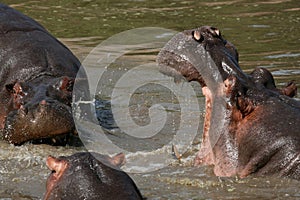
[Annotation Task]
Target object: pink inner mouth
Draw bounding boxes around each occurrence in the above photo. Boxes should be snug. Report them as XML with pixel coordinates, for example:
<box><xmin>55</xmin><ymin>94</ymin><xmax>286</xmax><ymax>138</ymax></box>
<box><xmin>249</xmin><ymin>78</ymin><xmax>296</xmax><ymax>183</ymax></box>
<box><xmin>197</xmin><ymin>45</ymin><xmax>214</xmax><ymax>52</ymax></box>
<box><xmin>194</xmin><ymin>86</ymin><xmax>215</xmax><ymax>166</ymax></box>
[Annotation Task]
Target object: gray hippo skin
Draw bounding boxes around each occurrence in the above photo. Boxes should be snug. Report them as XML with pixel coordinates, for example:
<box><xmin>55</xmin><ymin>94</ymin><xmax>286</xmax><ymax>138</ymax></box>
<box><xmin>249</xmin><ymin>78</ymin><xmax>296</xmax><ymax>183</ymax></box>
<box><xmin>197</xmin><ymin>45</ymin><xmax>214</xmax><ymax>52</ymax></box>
<box><xmin>157</xmin><ymin>26</ymin><xmax>300</xmax><ymax>180</ymax></box>
<box><xmin>0</xmin><ymin>4</ymin><xmax>83</xmax><ymax>144</ymax></box>
<box><xmin>44</xmin><ymin>152</ymin><xmax>143</xmax><ymax>200</ymax></box>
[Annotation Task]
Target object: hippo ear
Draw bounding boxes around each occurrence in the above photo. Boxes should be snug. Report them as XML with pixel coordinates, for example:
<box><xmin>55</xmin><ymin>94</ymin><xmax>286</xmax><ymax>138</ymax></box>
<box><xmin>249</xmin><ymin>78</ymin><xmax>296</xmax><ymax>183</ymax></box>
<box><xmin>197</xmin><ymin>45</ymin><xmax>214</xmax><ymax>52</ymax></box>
<box><xmin>214</xmin><ymin>29</ymin><xmax>220</xmax><ymax>36</ymax></box>
<box><xmin>224</xmin><ymin>75</ymin><xmax>237</xmax><ymax>97</ymax></box>
<box><xmin>210</xmin><ymin>27</ymin><xmax>221</xmax><ymax>37</ymax></box>
<box><xmin>5</xmin><ymin>81</ymin><xmax>21</xmax><ymax>94</ymax></box>
<box><xmin>281</xmin><ymin>80</ymin><xmax>297</xmax><ymax>97</ymax></box>
<box><xmin>192</xmin><ymin>30</ymin><xmax>203</xmax><ymax>42</ymax></box>
<box><xmin>59</xmin><ymin>76</ymin><xmax>74</xmax><ymax>92</ymax></box>
<box><xmin>224</xmin><ymin>75</ymin><xmax>255</xmax><ymax>116</ymax></box>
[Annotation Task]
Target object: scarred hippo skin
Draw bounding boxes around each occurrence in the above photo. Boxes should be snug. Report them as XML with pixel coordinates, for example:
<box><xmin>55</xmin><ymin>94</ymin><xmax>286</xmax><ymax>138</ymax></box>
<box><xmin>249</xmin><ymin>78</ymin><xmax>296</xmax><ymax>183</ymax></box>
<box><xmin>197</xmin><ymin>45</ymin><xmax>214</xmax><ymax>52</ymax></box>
<box><xmin>44</xmin><ymin>152</ymin><xmax>143</xmax><ymax>200</ymax></box>
<box><xmin>0</xmin><ymin>4</ymin><xmax>83</xmax><ymax>144</ymax></box>
<box><xmin>157</xmin><ymin>26</ymin><xmax>300</xmax><ymax>180</ymax></box>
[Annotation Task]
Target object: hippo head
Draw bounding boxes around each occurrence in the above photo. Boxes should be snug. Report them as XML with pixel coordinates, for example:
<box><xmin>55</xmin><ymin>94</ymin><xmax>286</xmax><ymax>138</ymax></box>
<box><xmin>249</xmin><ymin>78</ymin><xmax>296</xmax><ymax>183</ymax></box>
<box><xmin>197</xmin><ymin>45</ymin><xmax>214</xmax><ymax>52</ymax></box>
<box><xmin>157</xmin><ymin>26</ymin><xmax>300</xmax><ymax>178</ymax></box>
<box><xmin>44</xmin><ymin>152</ymin><xmax>143</xmax><ymax>200</ymax></box>
<box><xmin>157</xmin><ymin>26</ymin><xmax>243</xmax><ymax>85</ymax></box>
<box><xmin>2</xmin><ymin>76</ymin><xmax>75</xmax><ymax>145</ymax></box>
<box><xmin>157</xmin><ymin>26</ymin><xmax>252</xmax><ymax>169</ymax></box>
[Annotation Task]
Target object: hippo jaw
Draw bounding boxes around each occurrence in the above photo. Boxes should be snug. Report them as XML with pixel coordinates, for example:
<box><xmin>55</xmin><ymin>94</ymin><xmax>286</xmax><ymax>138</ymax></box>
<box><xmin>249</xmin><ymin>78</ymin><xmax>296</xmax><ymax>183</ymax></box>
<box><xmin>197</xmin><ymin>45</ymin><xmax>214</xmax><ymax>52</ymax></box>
<box><xmin>157</xmin><ymin>26</ymin><xmax>251</xmax><ymax>176</ymax></box>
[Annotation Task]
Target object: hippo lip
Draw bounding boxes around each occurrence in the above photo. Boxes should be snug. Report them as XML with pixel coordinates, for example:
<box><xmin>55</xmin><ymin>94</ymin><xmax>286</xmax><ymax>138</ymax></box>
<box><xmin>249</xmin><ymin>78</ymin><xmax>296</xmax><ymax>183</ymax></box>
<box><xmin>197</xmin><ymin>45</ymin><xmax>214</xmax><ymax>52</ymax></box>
<box><xmin>158</xmin><ymin>51</ymin><xmax>205</xmax><ymax>86</ymax></box>
<box><xmin>44</xmin><ymin>155</ymin><xmax>68</xmax><ymax>200</ymax></box>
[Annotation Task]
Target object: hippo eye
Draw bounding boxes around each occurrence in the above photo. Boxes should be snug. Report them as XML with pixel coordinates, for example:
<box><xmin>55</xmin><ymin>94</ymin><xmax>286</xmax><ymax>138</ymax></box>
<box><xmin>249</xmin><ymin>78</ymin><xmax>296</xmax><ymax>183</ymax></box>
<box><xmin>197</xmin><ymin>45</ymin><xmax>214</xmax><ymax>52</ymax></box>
<box><xmin>192</xmin><ymin>30</ymin><xmax>203</xmax><ymax>42</ymax></box>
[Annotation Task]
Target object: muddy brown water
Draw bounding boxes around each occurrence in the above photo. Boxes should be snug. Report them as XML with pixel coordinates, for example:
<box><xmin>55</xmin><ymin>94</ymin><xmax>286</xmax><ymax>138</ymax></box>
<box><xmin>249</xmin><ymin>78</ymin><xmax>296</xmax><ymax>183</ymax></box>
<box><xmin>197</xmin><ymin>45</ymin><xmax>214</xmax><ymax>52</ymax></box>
<box><xmin>1</xmin><ymin>0</ymin><xmax>300</xmax><ymax>199</ymax></box>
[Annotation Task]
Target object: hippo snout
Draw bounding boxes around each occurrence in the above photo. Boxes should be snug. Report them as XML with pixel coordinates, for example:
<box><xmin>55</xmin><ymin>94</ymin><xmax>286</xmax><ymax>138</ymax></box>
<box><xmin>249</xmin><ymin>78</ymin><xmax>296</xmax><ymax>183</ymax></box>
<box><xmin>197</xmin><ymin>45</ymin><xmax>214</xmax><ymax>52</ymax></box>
<box><xmin>3</xmin><ymin>99</ymin><xmax>75</xmax><ymax>145</ymax></box>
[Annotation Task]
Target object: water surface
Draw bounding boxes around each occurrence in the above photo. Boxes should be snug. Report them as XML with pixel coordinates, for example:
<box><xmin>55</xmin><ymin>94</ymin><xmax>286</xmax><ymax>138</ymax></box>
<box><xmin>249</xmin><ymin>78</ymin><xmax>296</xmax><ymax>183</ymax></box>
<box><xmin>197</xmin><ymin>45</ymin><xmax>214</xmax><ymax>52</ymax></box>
<box><xmin>1</xmin><ymin>0</ymin><xmax>299</xmax><ymax>199</ymax></box>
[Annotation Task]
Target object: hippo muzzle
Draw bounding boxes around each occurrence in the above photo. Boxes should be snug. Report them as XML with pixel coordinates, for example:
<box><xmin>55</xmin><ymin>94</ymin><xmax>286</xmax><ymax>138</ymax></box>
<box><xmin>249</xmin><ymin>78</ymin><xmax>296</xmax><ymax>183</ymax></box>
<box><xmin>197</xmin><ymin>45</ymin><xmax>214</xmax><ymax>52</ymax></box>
<box><xmin>4</xmin><ymin>101</ymin><xmax>74</xmax><ymax>144</ymax></box>
<box><xmin>2</xmin><ymin>76</ymin><xmax>75</xmax><ymax>145</ymax></box>
<box><xmin>3</xmin><ymin>77</ymin><xmax>75</xmax><ymax>144</ymax></box>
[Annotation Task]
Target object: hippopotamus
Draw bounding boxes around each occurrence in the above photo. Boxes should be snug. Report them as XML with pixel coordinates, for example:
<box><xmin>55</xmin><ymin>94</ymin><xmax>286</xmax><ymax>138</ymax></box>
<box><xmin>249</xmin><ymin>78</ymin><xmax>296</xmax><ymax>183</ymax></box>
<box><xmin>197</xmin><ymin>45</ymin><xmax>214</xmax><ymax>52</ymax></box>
<box><xmin>44</xmin><ymin>152</ymin><xmax>143</xmax><ymax>200</ymax></box>
<box><xmin>0</xmin><ymin>4</ymin><xmax>83</xmax><ymax>145</ymax></box>
<box><xmin>157</xmin><ymin>26</ymin><xmax>300</xmax><ymax>180</ymax></box>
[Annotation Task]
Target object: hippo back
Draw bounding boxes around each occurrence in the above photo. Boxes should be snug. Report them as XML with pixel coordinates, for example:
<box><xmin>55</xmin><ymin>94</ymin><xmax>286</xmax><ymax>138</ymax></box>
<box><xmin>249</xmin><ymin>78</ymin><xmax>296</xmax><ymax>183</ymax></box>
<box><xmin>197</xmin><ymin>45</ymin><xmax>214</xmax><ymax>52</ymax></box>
<box><xmin>0</xmin><ymin>4</ymin><xmax>80</xmax><ymax>86</ymax></box>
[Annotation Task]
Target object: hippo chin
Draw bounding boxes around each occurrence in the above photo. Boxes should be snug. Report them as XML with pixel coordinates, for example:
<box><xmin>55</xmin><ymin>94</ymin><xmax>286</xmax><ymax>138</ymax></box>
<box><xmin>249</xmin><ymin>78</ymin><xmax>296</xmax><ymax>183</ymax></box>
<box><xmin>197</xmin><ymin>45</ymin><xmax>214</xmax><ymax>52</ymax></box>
<box><xmin>44</xmin><ymin>152</ymin><xmax>143</xmax><ymax>200</ymax></box>
<box><xmin>0</xmin><ymin>4</ymin><xmax>83</xmax><ymax>145</ymax></box>
<box><xmin>157</xmin><ymin>26</ymin><xmax>300</xmax><ymax>180</ymax></box>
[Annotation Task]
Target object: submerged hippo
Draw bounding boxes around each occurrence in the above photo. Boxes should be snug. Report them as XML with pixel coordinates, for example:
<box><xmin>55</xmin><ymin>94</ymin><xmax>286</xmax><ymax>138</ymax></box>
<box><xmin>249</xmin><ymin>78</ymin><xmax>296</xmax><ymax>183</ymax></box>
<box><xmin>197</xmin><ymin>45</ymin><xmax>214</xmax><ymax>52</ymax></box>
<box><xmin>44</xmin><ymin>152</ymin><xmax>143</xmax><ymax>200</ymax></box>
<box><xmin>0</xmin><ymin>4</ymin><xmax>83</xmax><ymax>144</ymax></box>
<box><xmin>157</xmin><ymin>26</ymin><xmax>300</xmax><ymax>179</ymax></box>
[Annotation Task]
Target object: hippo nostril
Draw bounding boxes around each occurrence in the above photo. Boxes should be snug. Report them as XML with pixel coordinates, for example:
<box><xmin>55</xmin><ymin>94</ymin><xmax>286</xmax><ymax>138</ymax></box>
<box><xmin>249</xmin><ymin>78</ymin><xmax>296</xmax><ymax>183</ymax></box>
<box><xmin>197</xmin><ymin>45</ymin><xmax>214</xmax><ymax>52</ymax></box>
<box><xmin>40</xmin><ymin>100</ymin><xmax>47</xmax><ymax>106</ymax></box>
<box><xmin>38</xmin><ymin>100</ymin><xmax>49</xmax><ymax>113</ymax></box>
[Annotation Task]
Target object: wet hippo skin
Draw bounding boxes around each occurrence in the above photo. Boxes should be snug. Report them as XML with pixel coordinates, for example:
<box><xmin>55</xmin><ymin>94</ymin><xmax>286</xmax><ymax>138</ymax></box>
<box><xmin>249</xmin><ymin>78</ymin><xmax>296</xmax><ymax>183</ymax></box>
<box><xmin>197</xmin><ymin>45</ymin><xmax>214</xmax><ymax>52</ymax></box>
<box><xmin>157</xmin><ymin>26</ymin><xmax>300</xmax><ymax>180</ymax></box>
<box><xmin>44</xmin><ymin>152</ymin><xmax>143</xmax><ymax>200</ymax></box>
<box><xmin>0</xmin><ymin>4</ymin><xmax>82</xmax><ymax>144</ymax></box>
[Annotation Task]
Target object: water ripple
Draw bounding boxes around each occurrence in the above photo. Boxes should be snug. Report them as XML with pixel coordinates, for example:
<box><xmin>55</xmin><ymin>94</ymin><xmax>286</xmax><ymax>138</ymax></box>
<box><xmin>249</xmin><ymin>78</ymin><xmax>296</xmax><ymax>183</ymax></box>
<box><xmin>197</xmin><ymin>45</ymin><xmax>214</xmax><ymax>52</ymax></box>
<box><xmin>266</xmin><ymin>53</ymin><xmax>300</xmax><ymax>59</ymax></box>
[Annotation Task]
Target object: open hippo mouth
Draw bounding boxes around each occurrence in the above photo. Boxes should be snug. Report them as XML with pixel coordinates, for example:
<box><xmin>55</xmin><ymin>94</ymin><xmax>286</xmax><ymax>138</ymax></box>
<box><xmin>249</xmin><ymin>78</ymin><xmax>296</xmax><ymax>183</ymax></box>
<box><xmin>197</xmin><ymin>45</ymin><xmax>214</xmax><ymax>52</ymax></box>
<box><xmin>157</xmin><ymin>26</ymin><xmax>255</xmax><ymax>175</ymax></box>
<box><xmin>157</xmin><ymin>26</ymin><xmax>300</xmax><ymax>178</ymax></box>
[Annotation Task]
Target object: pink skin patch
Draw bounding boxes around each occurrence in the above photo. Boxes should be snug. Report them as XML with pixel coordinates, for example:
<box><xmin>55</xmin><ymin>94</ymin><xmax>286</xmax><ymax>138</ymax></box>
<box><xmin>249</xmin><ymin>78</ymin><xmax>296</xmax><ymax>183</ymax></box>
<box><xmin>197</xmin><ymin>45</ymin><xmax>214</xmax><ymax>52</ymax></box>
<box><xmin>44</xmin><ymin>156</ymin><xmax>68</xmax><ymax>200</ymax></box>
